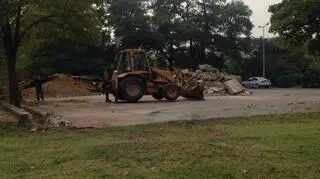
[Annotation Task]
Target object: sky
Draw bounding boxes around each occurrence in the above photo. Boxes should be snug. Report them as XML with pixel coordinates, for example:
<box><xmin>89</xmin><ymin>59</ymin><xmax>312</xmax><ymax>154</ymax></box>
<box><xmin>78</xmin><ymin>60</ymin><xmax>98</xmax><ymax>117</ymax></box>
<box><xmin>242</xmin><ymin>0</ymin><xmax>282</xmax><ymax>38</ymax></box>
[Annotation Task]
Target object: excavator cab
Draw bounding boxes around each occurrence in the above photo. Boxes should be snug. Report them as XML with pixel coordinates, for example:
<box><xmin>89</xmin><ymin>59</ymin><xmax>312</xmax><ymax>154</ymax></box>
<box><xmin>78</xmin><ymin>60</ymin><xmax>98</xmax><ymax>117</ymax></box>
<box><xmin>111</xmin><ymin>49</ymin><xmax>152</xmax><ymax>102</ymax></box>
<box><xmin>113</xmin><ymin>49</ymin><xmax>150</xmax><ymax>74</ymax></box>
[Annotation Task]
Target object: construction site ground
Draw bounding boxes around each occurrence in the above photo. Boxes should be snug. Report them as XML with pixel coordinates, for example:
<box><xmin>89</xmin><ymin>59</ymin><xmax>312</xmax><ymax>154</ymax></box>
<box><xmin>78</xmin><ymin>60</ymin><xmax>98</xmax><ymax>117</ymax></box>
<box><xmin>28</xmin><ymin>88</ymin><xmax>320</xmax><ymax>128</ymax></box>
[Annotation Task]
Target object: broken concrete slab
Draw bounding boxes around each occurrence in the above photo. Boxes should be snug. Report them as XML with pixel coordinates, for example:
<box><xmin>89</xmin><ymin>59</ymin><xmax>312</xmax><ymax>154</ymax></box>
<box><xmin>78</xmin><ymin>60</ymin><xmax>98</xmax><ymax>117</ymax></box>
<box><xmin>0</xmin><ymin>106</ymin><xmax>17</xmax><ymax>124</ymax></box>
<box><xmin>22</xmin><ymin>105</ymin><xmax>49</xmax><ymax>118</ymax></box>
<box><xmin>22</xmin><ymin>105</ymin><xmax>74</xmax><ymax>129</ymax></box>
<box><xmin>224</xmin><ymin>79</ymin><xmax>245</xmax><ymax>95</ymax></box>
<box><xmin>199</xmin><ymin>64</ymin><xmax>219</xmax><ymax>73</ymax></box>
<box><xmin>0</xmin><ymin>102</ymin><xmax>31</xmax><ymax>126</ymax></box>
<box><xmin>0</xmin><ymin>102</ymin><xmax>75</xmax><ymax>130</ymax></box>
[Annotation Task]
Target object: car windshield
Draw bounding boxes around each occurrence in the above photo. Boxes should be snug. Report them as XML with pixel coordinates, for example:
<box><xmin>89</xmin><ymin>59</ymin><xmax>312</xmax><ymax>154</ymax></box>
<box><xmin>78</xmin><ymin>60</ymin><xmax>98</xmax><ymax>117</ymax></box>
<box><xmin>246</xmin><ymin>77</ymin><xmax>269</xmax><ymax>81</ymax></box>
<box><xmin>257</xmin><ymin>77</ymin><xmax>268</xmax><ymax>81</ymax></box>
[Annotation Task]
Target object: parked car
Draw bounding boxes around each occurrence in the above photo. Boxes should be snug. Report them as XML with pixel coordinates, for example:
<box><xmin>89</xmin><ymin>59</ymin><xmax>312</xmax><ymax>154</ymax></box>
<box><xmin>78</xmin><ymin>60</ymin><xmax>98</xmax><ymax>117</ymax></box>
<box><xmin>242</xmin><ymin>77</ymin><xmax>272</xmax><ymax>89</ymax></box>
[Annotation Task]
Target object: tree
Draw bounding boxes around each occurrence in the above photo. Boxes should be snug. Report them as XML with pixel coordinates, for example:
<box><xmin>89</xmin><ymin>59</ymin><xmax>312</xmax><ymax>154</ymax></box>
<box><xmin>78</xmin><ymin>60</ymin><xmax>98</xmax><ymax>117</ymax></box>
<box><xmin>108</xmin><ymin>0</ymin><xmax>153</xmax><ymax>49</ymax></box>
<box><xmin>106</xmin><ymin>0</ymin><xmax>253</xmax><ymax>69</ymax></box>
<box><xmin>149</xmin><ymin>0</ymin><xmax>253</xmax><ymax>68</ymax></box>
<box><xmin>28</xmin><ymin>39</ymin><xmax>116</xmax><ymax>77</ymax></box>
<box><xmin>269</xmin><ymin>0</ymin><xmax>320</xmax><ymax>55</ymax></box>
<box><xmin>200</xmin><ymin>0</ymin><xmax>252</xmax><ymax>70</ymax></box>
<box><xmin>243</xmin><ymin>38</ymin><xmax>313</xmax><ymax>84</ymax></box>
<box><xmin>150</xmin><ymin>0</ymin><xmax>195</xmax><ymax>63</ymax></box>
<box><xmin>0</xmin><ymin>0</ymin><xmax>103</xmax><ymax>106</ymax></box>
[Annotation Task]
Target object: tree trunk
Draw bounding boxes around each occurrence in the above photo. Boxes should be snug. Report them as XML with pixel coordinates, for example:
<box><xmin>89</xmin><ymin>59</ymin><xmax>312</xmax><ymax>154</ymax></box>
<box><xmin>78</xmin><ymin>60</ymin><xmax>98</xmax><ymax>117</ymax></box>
<box><xmin>2</xmin><ymin>20</ymin><xmax>21</xmax><ymax>107</ymax></box>
<box><xmin>199</xmin><ymin>42</ymin><xmax>206</xmax><ymax>64</ymax></box>
<box><xmin>7</xmin><ymin>54</ymin><xmax>20</xmax><ymax>107</ymax></box>
<box><xmin>168</xmin><ymin>40</ymin><xmax>174</xmax><ymax>65</ymax></box>
<box><xmin>189</xmin><ymin>39</ymin><xmax>198</xmax><ymax>69</ymax></box>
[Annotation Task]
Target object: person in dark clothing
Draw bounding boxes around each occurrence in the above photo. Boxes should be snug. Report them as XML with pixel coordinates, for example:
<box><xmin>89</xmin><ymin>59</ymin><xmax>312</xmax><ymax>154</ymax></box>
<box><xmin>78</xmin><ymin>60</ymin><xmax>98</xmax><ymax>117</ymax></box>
<box><xmin>104</xmin><ymin>71</ymin><xmax>112</xmax><ymax>103</ymax></box>
<box><xmin>32</xmin><ymin>74</ymin><xmax>58</xmax><ymax>102</ymax></box>
<box><xmin>17</xmin><ymin>78</ymin><xmax>25</xmax><ymax>103</ymax></box>
<box><xmin>35</xmin><ymin>75</ymin><xmax>44</xmax><ymax>102</ymax></box>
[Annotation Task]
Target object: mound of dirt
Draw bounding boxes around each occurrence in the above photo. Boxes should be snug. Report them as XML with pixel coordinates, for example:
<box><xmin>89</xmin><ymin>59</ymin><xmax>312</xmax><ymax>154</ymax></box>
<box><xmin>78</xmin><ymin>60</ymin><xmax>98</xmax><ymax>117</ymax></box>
<box><xmin>22</xmin><ymin>75</ymin><xmax>96</xmax><ymax>100</ymax></box>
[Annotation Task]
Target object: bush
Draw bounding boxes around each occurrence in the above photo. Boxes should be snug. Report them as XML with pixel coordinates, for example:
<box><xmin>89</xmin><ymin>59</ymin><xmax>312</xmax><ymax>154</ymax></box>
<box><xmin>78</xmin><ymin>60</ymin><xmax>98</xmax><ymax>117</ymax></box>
<box><xmin>276</xmin><ymin>73</ymin><xmax>303</xmax><ymax>88</ymax></box>
<box><xmin>303</xmin><ymin>69</ymin><xmax>320</xmax><ymax>88</ymax></box>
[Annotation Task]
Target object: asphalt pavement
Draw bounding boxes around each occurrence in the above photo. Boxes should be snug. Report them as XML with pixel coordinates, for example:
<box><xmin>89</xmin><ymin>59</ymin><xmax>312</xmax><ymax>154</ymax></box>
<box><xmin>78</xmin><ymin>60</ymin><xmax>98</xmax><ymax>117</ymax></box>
<box><xmin>32</xmin><ymin>88</ymin><xmax>320</xmax><ymax>128</ymax></box>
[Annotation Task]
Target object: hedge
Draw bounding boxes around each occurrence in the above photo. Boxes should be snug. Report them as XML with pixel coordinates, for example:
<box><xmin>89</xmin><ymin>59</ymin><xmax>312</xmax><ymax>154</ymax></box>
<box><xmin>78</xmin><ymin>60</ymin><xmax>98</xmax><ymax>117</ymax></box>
<box><xmin>276</xmin><ymin>73</ymin><xmax>303</xmax><ymax>88</ymax></box>
<box><xmin>303</xmin><ymin>69</ymin><xmax>320</xmax><ymax>88</ymax></box>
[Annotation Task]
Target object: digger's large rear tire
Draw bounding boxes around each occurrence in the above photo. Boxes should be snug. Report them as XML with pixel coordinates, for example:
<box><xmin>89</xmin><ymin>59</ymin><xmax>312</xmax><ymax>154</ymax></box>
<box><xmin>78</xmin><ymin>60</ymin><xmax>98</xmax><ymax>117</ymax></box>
<box><xmin>163</xmin><ymin>84</ymin><xmax>179</xmax><ymax>102</ymax></box>
<box><xmin>119</xmin><ymin>76</ymin><xmax>145</xmax><ymax>103</ymax></box>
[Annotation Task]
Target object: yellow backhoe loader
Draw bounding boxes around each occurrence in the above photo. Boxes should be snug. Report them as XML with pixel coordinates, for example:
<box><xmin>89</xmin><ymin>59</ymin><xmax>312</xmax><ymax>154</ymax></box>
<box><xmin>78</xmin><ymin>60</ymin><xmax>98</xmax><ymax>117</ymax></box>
<box><xmin>107</xmin><ymin>48</ymin><xmax>204</xmax><ymax>103</ymax></box>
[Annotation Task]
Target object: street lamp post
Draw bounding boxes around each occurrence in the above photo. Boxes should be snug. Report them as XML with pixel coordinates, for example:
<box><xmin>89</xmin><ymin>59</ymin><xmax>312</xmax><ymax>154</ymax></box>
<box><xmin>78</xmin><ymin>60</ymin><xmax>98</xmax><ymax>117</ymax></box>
<box><xmin>258</xmin><ymin>23</ymin><xmax>269</xmax><ymax>78</ymax></box>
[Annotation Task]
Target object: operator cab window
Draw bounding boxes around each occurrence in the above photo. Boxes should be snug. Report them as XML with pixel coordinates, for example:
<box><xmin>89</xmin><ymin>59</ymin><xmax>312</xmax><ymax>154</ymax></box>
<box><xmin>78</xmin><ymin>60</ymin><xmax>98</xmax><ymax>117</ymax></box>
<box><xmin>113</xmin><ymin>53</ymin><xmax>120</xmax><ymax>71</ymax></box>
<box><xmin>132</xmin><ymin>52</ymin><xmax>149</xmax><ymax>71</ymax></box>
<box><xmin>118</xmin><ymin>52</ymin><xmax>131</xmax><ymax>73</ymax></box>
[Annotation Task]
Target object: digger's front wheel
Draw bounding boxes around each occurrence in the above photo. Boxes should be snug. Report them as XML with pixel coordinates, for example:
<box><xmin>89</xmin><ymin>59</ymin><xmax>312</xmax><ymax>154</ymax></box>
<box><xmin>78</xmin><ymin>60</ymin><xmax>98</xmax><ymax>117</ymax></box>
<box><xmin>119</xmin><ymin>76</ymin><xmax>145</xmax><ymax>103</ymax></box>
<box><xmin>163</xmin><ymin>84</ymin><xmax>179</xmax><ymax>102</ymax></box>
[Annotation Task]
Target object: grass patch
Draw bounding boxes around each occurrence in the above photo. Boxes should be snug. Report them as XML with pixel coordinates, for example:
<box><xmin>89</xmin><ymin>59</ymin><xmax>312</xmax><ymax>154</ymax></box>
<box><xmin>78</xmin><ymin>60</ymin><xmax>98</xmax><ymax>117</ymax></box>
<box><xmin>1</xmin><ymin>113</ymin><xmax>320</xmax><ymax>178</ymax></box>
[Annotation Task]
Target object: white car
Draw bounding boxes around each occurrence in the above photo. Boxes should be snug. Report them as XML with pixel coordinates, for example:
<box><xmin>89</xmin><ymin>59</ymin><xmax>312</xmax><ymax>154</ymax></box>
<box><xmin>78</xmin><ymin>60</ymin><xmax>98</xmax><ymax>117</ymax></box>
<box><xmin>242</xmin><ymin>77</ymin><xmax>272</xmax><ymax>89</ymax></box>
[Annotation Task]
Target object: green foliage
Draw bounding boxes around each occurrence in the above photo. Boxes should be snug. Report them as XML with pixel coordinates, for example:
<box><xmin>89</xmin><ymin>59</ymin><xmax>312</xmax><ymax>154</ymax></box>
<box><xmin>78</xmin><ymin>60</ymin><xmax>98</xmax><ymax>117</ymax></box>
<box><xmin>1</xmin><ymin>0</ymin><xmax>104</xmax><ymax>40</ymax></box>
<box><xmin>107</xmin><ymin>0</ymin><xmax>253</xmax><ymax>67</ymax></box>
<box><xmin>275</xmin><ymin>69</ymin><xmax>320</xmax><ymax>89</ymax></box>
<box><xmin>1</xmin><ymin>0</ymin><xmax>254</xmax><ymax>79</ymax></box>
<box><xmin>2</xmin><ymin>0</ymin><xmax>319</xmax><ymax>89</ymax></box>
<box><xmin>28</xmin><ymin>40</ymin><xmax>116</xmax><ymax>77</ymax></box>
<box><xmin>0</xmin><ymin>57</ymin><xmax>4</xmax><ymax>67</ymax></box>
<box><xmin>303</xmin><ymin>69</ymin><xmax>320</xmax><ymax>88</ymax></box>
<box><xmin>276</xmin><ymin>76</ymin><xmax>291</xmax><ymax>88</ymax></box>
<box><xmin>1</xmin><ymin>0</ymin><xmax>107</xmax><ymax>106</ymax></box>
<box><xmin>108</xmin><ymin>0</ymin><xmax>153</xmax><ymax>49</ymax></box>
<box><xmin>276</xmin><ymin>73</ymin><xmax>303</xmax><ymax>88</ymax></box>
<box><xmin>269</xmin><ymin>0</ymin><xmax>320</xmax><ymax>54</ymax></box>
<box><xmin>243</xmin><ymin>38</ymin><xmax>313</xmax><ymax>84</ymax></box>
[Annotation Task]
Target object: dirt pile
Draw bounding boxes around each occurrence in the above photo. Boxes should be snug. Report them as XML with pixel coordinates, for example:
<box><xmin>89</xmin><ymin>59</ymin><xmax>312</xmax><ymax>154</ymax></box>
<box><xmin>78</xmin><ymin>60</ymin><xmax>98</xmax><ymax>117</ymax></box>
<box><xmin>181</xmin><ymin>64</ymin><xmax>248</xmax><ymax>96</ymax></box>
<box><xmin>22</xmin><ymin>74</ymin><xmax>96</xmax><ymax>100</ymax></box>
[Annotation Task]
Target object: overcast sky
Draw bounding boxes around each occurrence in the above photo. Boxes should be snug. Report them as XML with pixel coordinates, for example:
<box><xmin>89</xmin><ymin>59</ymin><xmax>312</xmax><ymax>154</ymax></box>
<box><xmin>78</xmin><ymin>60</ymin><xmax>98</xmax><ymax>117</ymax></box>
<box><xmin>242</xmin><ymin>0</ymin><xmax>282</xmax><ymax>38</ymax></box>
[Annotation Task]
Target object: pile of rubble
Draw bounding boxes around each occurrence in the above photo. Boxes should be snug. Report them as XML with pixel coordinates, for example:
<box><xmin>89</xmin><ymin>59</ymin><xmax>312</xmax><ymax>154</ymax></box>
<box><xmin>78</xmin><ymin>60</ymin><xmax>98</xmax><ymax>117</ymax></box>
<box><xmin>180</xmin><ymin>64</ymin><xmax>249</xmax><ymax>96</ymax></box>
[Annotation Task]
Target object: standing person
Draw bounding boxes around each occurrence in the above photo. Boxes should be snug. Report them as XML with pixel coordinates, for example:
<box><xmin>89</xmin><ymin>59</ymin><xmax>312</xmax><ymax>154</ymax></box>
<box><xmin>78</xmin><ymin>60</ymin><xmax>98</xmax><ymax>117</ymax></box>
<box><xmin>16</xmin><ymin>77</ymin><xmax>25</xmax><ymax>103</ymax></box>
<box><xmin>104</xmin><ymin>70</ymin><xmax>112</xmax><ymax>103</ymax></box>
<box><xmin>35</xmin><ymin>75</ymin><xmax>44</xmax><ymax>102</ymax></box>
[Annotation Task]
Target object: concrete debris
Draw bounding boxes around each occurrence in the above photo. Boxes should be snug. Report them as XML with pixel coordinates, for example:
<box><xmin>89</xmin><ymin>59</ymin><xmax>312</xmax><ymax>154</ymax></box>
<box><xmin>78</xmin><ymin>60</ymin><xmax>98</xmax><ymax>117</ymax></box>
<box><xmin>244</xmin><ymin>90</ymin><xmax>254</xmax><ymax>95</ymax></box>
<box><xmin>181</xmin><ymin>64</ymin><xmax>251</xmax><ymax>96</ymax></box>
<box><xmin>41</xmin><ymin>113</ymin><xmax>73</xmax><ymax>129</ymax></box>
<box><xmin>30</xmin><ymin>128</ymin><xmax>38</xmax><ymax>132</ymax></box>
<box><xmin>199</xmin><ymin>64</ymin><xmax>220</xmax><ymax>73</ymax></box>
<box><xmin>224</xmin><ymin>79</ymin><xmax>245</xmax><ymax>95</ymax></box>
<box><xmin>1</xmin><ymin>102</ymin><xmax>73</xmax><ymax>130</ymax></box>
<box><xmin>0</xmin><ymin>102</ymin><xmax>31</xmax><ymax>126</ymax></box>
<box><xmin>50</xmin><ymin>115</ymin><xmax>72</xmax><ymax>128</ymax></box>
<box><xmin>181</xmin><ymin>69</ymin><xmax>190</xmax><ymax>74</ymax></box>
<box><xmin>28</xmin><ymin>109</ymin><xmax>73</xmax><ymax>131</ymax></box>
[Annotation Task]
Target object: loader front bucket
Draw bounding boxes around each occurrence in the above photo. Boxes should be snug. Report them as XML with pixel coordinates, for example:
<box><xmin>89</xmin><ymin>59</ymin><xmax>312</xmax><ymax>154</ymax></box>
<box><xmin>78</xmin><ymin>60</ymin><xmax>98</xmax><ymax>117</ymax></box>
<box><xmin>182</xmin><ymin>85</ymin><xmax>205</xmax><ymax>100</ymax></box>
<box><xmin>174</xmin><ymin>69</ymin><xmax>205</xmax><ymax>101</ymax></box>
